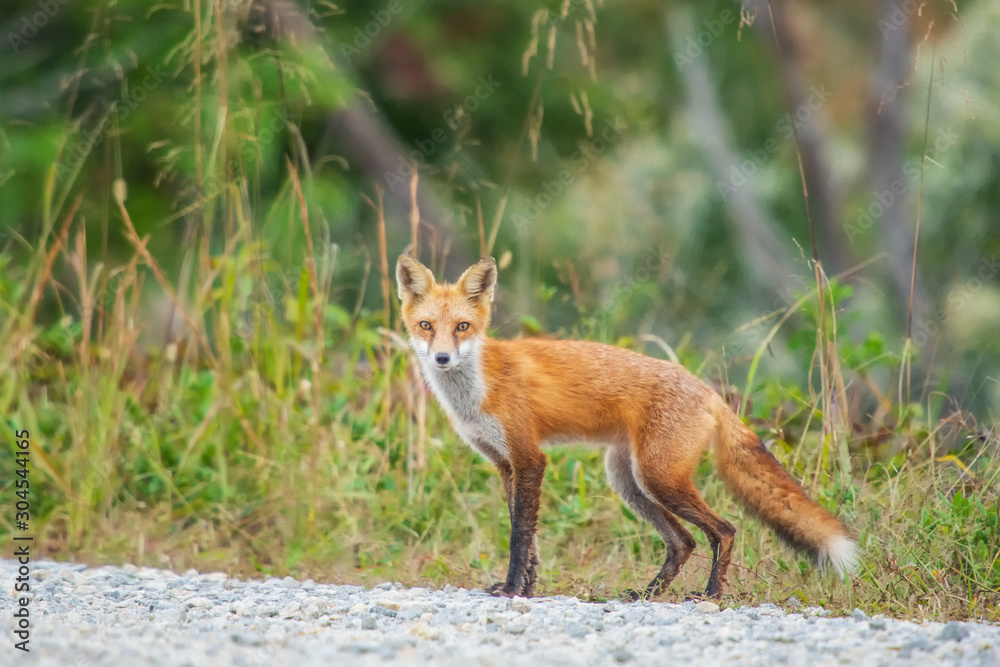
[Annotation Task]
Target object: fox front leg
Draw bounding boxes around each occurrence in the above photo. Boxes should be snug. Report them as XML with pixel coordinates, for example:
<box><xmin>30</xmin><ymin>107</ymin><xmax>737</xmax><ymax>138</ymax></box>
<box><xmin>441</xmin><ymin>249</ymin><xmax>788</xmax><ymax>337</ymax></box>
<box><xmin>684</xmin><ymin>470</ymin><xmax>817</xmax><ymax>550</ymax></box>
<box><xmin>489</xmin><ymin>454</ymin><xmax>545</xmax><ymax>597</ymax></box>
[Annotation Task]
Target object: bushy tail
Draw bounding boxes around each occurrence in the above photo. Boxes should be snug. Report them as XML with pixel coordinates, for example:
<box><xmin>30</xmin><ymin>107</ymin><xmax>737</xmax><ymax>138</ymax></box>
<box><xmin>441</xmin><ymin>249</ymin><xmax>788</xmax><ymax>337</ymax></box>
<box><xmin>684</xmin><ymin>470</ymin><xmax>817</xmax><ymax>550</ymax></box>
<box><xmin>711</xmin><ymin>399</ymin><xmax>858</xmax><ymax>577</ymax></box>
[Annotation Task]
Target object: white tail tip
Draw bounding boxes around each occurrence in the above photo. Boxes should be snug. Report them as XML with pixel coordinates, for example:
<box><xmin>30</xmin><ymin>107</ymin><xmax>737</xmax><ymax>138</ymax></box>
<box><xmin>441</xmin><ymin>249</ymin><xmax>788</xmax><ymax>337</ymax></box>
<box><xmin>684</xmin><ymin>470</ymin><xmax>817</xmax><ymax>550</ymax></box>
<box><xmin>819</xmin><ymin>535</ymin><xmax>859</xmax><ymax>578</ymax></box>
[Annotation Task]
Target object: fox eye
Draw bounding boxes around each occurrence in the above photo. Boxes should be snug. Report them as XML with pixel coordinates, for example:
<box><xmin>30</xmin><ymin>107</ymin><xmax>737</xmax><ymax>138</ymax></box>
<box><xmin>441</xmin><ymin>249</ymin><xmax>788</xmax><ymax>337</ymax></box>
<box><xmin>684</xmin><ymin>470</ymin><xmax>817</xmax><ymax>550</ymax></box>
<box><xmin>419</xmin><ymin>321</ymin><xmax>432</xmax><ymax>330</ymax></box>
<box><xmin>456</xmin><ymin>322</ymin><xmax>470</xmax><ymax>332</ymax></box>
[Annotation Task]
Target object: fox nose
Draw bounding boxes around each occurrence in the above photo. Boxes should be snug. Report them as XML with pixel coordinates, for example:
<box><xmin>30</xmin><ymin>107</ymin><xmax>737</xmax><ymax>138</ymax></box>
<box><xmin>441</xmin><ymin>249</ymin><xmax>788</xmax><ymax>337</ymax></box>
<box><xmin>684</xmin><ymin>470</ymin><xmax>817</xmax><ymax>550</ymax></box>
<box><xmin>435</xmin><ymin>352</ymin><xmax>451</xmax><ymax>366</ymax></box>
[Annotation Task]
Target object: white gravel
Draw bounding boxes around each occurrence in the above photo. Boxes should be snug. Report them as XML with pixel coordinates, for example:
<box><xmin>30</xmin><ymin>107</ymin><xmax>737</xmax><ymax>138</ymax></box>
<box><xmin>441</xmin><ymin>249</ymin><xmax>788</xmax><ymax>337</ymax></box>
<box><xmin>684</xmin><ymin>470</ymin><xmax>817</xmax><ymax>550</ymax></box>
<box><xmin>3</xmin><ymin>559</ymin><xmax>997</xmax><ymax>666</ymax></box>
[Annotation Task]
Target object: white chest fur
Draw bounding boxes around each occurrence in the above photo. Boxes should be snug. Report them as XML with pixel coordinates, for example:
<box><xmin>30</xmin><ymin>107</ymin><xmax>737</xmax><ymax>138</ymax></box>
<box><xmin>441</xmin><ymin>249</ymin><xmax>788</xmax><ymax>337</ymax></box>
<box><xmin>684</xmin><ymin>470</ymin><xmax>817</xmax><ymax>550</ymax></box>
<box><xmin>412</xmin><ymin>338</ymin><xmax>509</xmax><ymax>462</ymax></box>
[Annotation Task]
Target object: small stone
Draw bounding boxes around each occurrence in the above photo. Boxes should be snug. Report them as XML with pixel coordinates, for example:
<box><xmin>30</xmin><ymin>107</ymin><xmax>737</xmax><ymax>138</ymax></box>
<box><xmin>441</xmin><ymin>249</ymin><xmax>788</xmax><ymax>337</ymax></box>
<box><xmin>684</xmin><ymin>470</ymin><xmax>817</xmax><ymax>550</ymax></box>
<box><xmin>511</xmin><ymin>597</ymin><xmax>532</xmax><ymax>614</ymax></box>
<box><xmin>280</xmin><ymin>576</ymin><xmax>300</xmax><ymax>588</ymax></box>
<box><xmin>410</xmin><ymin>620</ymin><xmax>433</xmax><ymax>638</ymax></box>
<box><xmin>695</xmin><ymin>601</ymin><xmax>720</xmax><ymax>614</ymax></box>
<box><xmin>506</xmin><ymin>620</ymin><xmax>528</xmax><ymax>635</ymax></box>
<box><xmin>869</xmin><ymin>619</ymin><xmax>887</xmax><ymax>631</ymax></box>
<box><xmin>804</xmin><ymin>606</ymin><xmax>829</xmax><ymax>617</ymax></box>
<box><xmin>361</xmin><ymin>615</ymin><xmax>378</xmax><ymax>630</ymax></box>
<box><xmin>652</xmin><ymin>609</ymin><xmax>679</xmax><ymax>625</ymax></box>
<box><xmin>153</xmin><ymin>607</ymin><xmax>187</xmax><ymax>624</ymax></box>
<box><xmin>756</xmin><ymin>603</ymin><xmax>782</xmax><ymax>616</ymax></box>
<box><xmin>301</xmin><ymin>597</ymin><xmax>327</xmax><ymax>620</ymax></box>
<box><xmin>398</xmin><ymin>607</ymin><xmax>424</xmax><ymax>621</ymax></box>
<box><xmin>938</xmin><ymin>622</ymin><xmax>970</xmax><ymax>643</ymax></box>
<box><xmin>186</xmin><ymin>597</ymin><xmax>213</xmax><ymax>609</ymax></box>
<box><xmin>279</xmin><ymin>601</ymin><xmax>301</xmax><ymax>618</ymax></box>
<box><xmin>375</xmin><ymin>581</ymin><xmax>394</xmax><ymax>591</ymax></box>
<box><xmin>851</xmin><ymin>608</ymin><xmax>869</xmax><ymax>621</ymax></box>
<box><xmin>565</xmin><ymin>622</ymin><xmax>589</xmax><ymax>638</ymax></box>
<box><xmin>612</xmin><ymin>649</ymin><xmax>634</xmax><ymax>663</ymax></box>
<box><xmin>373</xmin><ymin>605</ymin><xmax>398</xmax><ymax>618</ymax></box>
<box><xmin>349</xmin><ymin>603</ymin><xmax>368</xmax><ymax>615</ymax></box>
<box><xmin>900</xmin><ymin>637</ymin><xmax>933</xmax><ymax>657</ymax></box>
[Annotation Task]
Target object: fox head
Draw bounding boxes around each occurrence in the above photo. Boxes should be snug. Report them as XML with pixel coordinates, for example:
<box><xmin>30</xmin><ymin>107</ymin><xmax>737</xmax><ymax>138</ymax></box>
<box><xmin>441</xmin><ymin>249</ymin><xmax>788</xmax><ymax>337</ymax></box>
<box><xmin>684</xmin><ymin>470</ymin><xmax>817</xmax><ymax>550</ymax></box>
<box><xmin>396</xmin><ymin>254</ymin><xmax>496</xmax><ymax>371</ymax></box>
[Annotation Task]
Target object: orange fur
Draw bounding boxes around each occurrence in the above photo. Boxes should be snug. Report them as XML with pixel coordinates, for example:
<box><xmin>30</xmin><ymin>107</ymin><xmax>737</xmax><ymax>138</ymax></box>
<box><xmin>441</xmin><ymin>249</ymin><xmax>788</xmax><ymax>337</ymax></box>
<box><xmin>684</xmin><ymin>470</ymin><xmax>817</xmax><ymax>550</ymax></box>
<box><xmin>396</xmin><ymin>254</ymin><xmax>857</xmax><ymax>599</ymax></box>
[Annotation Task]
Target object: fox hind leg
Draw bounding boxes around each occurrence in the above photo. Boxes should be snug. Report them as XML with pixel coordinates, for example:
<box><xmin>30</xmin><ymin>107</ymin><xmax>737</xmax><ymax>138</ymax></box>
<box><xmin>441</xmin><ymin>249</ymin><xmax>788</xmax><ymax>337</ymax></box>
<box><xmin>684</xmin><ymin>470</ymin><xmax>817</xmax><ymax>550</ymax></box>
<box><xmin>605</xmin><ymin>448</ymin><xmax>696</xmax><ymax>600</ymax></box>
<box><xmin>635</xmin><ymin>468</ymin><xmax>736</xmax><ymax>599</ymax></box>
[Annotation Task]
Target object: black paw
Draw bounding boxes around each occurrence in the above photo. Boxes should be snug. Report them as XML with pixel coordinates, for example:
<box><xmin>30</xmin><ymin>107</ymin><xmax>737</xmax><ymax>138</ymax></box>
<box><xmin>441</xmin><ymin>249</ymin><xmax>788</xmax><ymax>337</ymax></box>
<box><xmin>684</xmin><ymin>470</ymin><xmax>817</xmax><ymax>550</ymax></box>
<box><xmin>487</xmin><ymin>581</ymin><xmax>521</xmax><ymax>598</ymax></box>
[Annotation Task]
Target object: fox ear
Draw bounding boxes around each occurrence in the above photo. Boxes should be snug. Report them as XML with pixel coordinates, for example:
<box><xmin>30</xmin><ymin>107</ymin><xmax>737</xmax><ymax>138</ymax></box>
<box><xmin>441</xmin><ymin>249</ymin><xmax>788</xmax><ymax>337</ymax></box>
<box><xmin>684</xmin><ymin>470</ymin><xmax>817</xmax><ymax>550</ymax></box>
<box><xmin>396</xmin><ymin>254</ymin><xmax>435</xmax><ymax>305</ymax></box>
<box><xmin>457</xmin><ymin>257</ymin><xmax>497</xmax><ymax>304</ymax></box>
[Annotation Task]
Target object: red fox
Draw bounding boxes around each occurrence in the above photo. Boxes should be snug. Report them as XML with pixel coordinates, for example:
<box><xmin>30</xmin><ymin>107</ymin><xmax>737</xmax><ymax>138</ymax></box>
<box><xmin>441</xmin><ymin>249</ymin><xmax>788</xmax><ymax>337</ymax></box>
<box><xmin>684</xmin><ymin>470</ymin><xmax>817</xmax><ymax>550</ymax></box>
<box><xmin>396</xmin><ymin>254</ymin><xmax>857</xmax><ymax>599</ymax></box>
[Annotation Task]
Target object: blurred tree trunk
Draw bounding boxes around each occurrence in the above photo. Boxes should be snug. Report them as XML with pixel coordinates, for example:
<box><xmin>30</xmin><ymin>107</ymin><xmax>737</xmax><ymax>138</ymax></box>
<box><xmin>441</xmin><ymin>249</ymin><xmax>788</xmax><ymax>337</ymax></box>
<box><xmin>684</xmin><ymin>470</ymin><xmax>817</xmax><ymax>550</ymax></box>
<box><xmin>749</xmin><ymin>0</ymin><xmax>846</xmax><ymax>277</ymax></box>
<box><xmin>869</xmin><ymin>0</ymin><xmax>927</xmax><ymax>321</ymax></box>
<box><xmin>671</xmin><ymin>9</ymin><xmax>794</xmax><ymax>295</ymax></box>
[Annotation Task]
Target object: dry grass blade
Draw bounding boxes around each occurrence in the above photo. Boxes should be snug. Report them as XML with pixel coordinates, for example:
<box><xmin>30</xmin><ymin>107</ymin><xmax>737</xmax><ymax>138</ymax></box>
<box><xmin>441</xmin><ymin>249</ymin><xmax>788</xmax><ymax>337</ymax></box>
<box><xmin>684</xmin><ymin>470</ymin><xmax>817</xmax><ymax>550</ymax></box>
<box><xmin>22</xmin><ymin>193</ymin><xmax>84</xmax><ymax>332</ymax></box>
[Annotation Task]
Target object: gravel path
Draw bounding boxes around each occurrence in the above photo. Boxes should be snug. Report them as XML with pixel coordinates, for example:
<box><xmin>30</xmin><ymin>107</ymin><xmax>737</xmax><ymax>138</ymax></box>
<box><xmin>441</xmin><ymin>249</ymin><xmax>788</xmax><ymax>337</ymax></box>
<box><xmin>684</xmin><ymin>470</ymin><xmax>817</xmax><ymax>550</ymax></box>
<box><xmin>2</xmin><ymin>559</ymin><xmax>997</xmax><ymax>666</ymax></box>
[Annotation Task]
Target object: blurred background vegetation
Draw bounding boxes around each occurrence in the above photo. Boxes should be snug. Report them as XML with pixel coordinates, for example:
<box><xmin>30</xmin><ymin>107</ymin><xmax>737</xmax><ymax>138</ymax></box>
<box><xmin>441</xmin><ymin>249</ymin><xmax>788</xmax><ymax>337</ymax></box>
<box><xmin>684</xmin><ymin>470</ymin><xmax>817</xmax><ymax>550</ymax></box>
<box><xmin>0</xmin><ymin>0</ymin><xmax>997</xmax><ymax>619</ymax></box>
